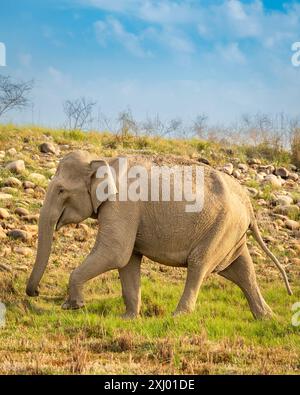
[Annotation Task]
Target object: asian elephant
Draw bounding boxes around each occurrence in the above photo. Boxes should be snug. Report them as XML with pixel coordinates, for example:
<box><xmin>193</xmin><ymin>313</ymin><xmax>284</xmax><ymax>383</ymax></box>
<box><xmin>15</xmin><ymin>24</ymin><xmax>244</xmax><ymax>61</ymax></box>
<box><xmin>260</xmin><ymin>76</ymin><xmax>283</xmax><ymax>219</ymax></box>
<box><xmin>26</xmin><ymin>151</ymin><xmax>292</xmax><ymax>319</ymax></box>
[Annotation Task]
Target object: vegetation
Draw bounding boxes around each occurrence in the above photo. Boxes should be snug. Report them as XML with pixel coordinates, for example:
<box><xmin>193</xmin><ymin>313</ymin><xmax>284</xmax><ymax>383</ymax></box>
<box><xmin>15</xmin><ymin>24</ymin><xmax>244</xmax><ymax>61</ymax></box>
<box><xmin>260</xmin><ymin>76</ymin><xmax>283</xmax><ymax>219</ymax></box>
<box><xmin>0</xmin><ymin>125</ymin><xmax>299</xmax><ymax>374</ymax></box>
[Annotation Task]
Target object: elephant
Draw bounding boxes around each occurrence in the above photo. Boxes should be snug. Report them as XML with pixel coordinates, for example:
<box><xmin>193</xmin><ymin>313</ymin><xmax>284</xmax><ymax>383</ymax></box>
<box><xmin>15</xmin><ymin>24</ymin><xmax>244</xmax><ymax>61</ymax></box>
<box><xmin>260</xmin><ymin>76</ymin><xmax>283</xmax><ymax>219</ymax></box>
<box><xmin>26</xmin><ymin>150</ymin><xmax>292</xmax><ymax>319</ymax></box>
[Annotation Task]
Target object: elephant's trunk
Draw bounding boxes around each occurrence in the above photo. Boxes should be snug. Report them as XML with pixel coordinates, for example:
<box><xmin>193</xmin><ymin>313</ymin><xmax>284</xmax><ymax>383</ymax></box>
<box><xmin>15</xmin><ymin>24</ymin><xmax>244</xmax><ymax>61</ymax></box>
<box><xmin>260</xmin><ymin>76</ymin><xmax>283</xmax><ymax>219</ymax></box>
<box><xmin>26</xmin><ymin>205</ymin><xmax>57</xmax><ymax>297</ymax></box>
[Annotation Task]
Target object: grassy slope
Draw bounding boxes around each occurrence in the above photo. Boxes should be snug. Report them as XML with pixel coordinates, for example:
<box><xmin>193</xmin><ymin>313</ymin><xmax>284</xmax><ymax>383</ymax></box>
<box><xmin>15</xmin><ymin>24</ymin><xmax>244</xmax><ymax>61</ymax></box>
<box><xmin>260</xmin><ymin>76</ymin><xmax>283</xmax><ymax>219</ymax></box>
<box><xmin>0</xmin><ymin>125</ymin><xmax>299</xmax><ymax>374</ymax></box>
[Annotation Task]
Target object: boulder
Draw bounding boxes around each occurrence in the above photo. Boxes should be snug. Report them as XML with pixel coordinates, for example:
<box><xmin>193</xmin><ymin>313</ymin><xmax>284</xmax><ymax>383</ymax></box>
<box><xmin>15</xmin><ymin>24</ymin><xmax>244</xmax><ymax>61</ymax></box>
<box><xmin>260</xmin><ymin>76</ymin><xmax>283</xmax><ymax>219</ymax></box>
<box><xmin>0</xmin><ymin>208</ymin><xmax>10</xmax><ymax>219</ymax></box>
<box><xmin>238</xmin><ymin>163</ymin><xmax>248</xmax><ymax>172</ymax></box>
<box><xmin>7</xmin><ymin>229</ymin><xmax>31</xmax><ymax>242</ymax></box>
<box><xmin>23</xmin><ymin>180</ymin><xmax>35</xmax><ymax>189</ymax></box>
<box><xmin>275</xmin><ymin>167</ymin><xmax>289</xmax><ymax>179</ymax></box>
<box><xmin>28</xmin><ymin>173</ymin><xmax>47</xmax><ymax>183</ymax></box>
<box><xmin>247</xmin><ymin>158</ymin><xmax>261</xmax><ymax>165</ymax></box>
<box><xmin>5</xmin><ymin>160</ymin><xmax>25</xmax><ymax>174</ymax></box>
<box><xmin>15</xmin><ymin>207</ymin><xmax>30</xmax><ymax>217</ymax></box>
<box><xmin>7</xmin><ymin>148</ymin><xmax>17</xmax><ymax>156</ymax></box>
<box><xmin>263</xmin><ymin>174</ymin><xmax>282</xmax><ymax>188</ymax></box>
<box><xmin>39</xmin><ymin>142</ymin><xmax>60</xmax><ymax>155</ymax></box>
<box><xmin>0</xmin><ymin>192</ymin><xmax>13</xmax><ymax>201</ymax></box>
<box><xmin>246</xmin><ymin>187</ymin><xmax>259</xmax><ymax>198</ymax></box>
<box><xmin>3</xmin><ymin>177</ymin><xmax>22</xmax><ymax>187</ymax></box>
<box><xmin>288</xmin><ymin>172</ymin><xmax>299</xmax><ymax>182</ymax></box>
<box><xmin>285</xmin><ymin>219</ymin><xmax>300</xmax><ymax>230</ymax></box>
<box><xmin>222</xmin><ymin>163</ymin><xmax>234</xmax><ymax>175</ymax></box>
<box><xmin>275</xmin><ymin>195</ymin><xmax>293</xmax><ymax>206</ymax></box>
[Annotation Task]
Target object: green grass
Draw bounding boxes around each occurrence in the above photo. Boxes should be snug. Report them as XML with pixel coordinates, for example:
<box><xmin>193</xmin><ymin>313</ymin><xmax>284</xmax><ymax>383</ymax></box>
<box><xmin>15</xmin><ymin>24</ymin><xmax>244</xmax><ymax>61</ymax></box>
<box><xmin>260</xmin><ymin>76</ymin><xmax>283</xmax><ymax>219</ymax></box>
<box><xmin>0</xmin><ymin>123</ymin><xmax>299</xmax><ymax>374</ymax></box>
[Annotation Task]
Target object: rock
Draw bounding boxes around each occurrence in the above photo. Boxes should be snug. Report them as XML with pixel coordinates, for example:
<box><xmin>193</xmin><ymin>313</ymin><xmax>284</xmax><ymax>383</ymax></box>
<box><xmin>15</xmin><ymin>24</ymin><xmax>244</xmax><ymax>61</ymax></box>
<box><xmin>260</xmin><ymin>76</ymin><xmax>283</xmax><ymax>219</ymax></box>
<box><xmin>15</xmin><ymin>207</ymin><xmax>30</xmax><ymax>217</ymax></box>
<box><xmin>290</xmin><ymin>164</ymin><xmax>297</xmax><ymax>171</ymax></box>
<box><xmin>3</xmin><ymin>177</ymin><xmax>22</xmax><ymax>187</ymax></box>
<box><xmin>23</xmin><ymin>214</ymin><xmax>39</xmax><ymax>223</ymax></box>
<box><xmin>5</xmin><ymin>160</ymin><xmax>25</xmax><ymax>174</ymax></box>
<box><xmin>288</xmin><ymin>172</ymin><xmax>299</xmax><ymax>182</ymax></box>
<box><xmin>238</xmin><ymin>163</ymin><xmax>248</xmax><ymax>172</ymax></box>
<box><xmin>247</xmin><ymin>158</ymin><xmax>261</xmax><ymax>165</ymax></box>
<box><xmin>275</xmin><ymin>195</ymin><xmax>293</xmax><ymax>206</ymax></box>
<box><xmin>24</xmin><ymin>188</ymin><xmax>35</xmax><ymax>195</ymax></box>
<box><xmin>285</xmin><ymin>219</ymin><xmax>300</xmax><ymax>230</ymax></box>
<box><xmin>263</xmin><ymin>174</ymin><xmax>282</xmax><ymax>188</ymax></box>
<box><xmin>14</xmin><ymin>247</ymin><xmax>32</xmax><ymax>256</ymax></box>
<box><xmin>232</xmin><ymin>169</ymin><xmax>241</xmax><ymax>179</ymax></box>
<box><xmin>7</xmin><ymin>148</ymin><xmax>17</xmax><ymax>156</ymax></box>
<box><xmin>7</xmin><ymin>229</ymin><xmax>31</xmax><ymax>242</ymax></box>
<box><xmin>246</xmin><ymin>187</ymin><xmax>259</xmax><ymax>198</ymax></box>
<box><xmin>255</xmin><ymin>173</ymin><xmax>265</xmax><ymax>182</ymax></box>
<box><xmin>39</xmin><ymin>142</ymin><xmax>60</xmax><ymax>155</ymax></box>
<box><xmin>28</xmin><ymin>173</ymin><xmax>47</xmax><ymax>183</ymax></box>
<box><xmin>0</xmin><ymin>208</ymin><xmax>10</xmax><ymax>219</ymax></box>
<box><xmin>60</xmin><ymin>144</ymin><xmax>70</xmax><ymax>150</ymax></box>
<box><xmin>198</xmin><ymin>158</ymin><xmax>210</xmax><ymax>165</ymax></box>
<box><xmin>275</xmin><ymin>167</ymin><xmax>289</xmax><ymax>179</ymax></box>
<box><xmin>0</xmin><ymin>192</ymin><xmax>13</xmax><ymax>201</ymax></box>
<box><xmin>273</xmin><ymin>205</ymin><xmax>299</xmax><ymax>216</ymax></box>
<box><xmin>222</xmin><ymin>163</ymin><xmax>233</xmax><ymax>175</ymax></box>
<box><xmin>0</xmin><ymin>263</ymin><xmax>12</xmax><ymax>273</ymax></box>
<box><xmin>35</xmin><ymin>186</ymin><xmax>46</xmax><ymax>195</ymax></box>
<box><xmin>1</xmin><ymin>187</ymin><xmax>18</xmax><ymax>194</ymax></box>
<box><xmin>0</xmin><ymin>150</ymin><xmax>5</xmax><ymax>159</ymax></box>
<box><xmin>258</xmin><ymin>165</ymin><xmax>275</xmax><ymax>174</ymax></box>
<box><xmin>23</xmin><ymin>180</ymin><xmax>35</xmax><ymax>189</ymax></box>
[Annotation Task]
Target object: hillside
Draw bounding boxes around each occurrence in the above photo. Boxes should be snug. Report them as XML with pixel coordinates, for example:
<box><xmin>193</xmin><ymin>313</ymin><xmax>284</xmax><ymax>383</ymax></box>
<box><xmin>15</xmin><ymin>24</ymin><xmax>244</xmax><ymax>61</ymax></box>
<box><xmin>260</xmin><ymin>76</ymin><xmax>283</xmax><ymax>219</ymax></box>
<box><xmin>0</xmin><ymin>125</ymin><xmax>299</xmax><ymax>374</ymax></box>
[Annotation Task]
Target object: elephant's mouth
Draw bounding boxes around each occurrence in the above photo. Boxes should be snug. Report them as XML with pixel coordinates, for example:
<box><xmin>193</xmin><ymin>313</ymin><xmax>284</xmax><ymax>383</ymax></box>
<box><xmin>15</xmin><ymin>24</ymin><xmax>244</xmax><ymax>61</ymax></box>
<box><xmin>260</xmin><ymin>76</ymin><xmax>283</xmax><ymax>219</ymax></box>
<box><xmin>56</xmin><ymin>208</ymin><xmax>65</xmax><ymax>231</ymax></box>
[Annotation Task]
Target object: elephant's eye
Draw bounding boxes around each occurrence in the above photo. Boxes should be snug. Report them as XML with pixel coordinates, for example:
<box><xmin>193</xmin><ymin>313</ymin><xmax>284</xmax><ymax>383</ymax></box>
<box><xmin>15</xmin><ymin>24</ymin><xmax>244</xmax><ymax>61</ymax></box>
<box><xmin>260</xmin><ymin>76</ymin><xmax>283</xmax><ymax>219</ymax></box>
<box><xmin>58</xmin><ymin>187</ymin><xmax>64</xmax><ymax>195</ymax></box>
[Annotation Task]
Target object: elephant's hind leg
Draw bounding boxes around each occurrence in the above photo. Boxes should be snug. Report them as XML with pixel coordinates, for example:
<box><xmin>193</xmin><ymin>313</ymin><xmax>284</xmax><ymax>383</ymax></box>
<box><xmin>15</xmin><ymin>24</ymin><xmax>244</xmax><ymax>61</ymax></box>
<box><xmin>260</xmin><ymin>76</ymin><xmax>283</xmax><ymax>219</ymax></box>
<box><xmin>219</xmin><ymin>245</ymin><xmax>273</xmax><ymax>319</ymax></box>
<box><xmin>118</xmin><ymin>253</ymin><xmax>142</xmax><ymax>318</ymax></box>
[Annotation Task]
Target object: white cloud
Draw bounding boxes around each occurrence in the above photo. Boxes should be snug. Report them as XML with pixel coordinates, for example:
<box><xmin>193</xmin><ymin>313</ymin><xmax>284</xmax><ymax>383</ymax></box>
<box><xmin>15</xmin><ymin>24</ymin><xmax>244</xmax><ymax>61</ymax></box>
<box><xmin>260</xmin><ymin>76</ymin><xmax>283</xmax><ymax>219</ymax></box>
<box><xmin>218</xmin><ymin>42</ymin><xmax>246</xmax><ymax>64</ymax></box>
<box><xmin>48</xmin><ymin>66</ymin><xmax>65</xmax><ymax>84</ymax></box>
<box><xmin>94</xmin><ymin>17</ymin><xmax>151</xmax><ymax>57</ymax></box>
<box><xmin>227</xmin><ymin>0</ymin><xmax>247</xmax><ymax>21</ymax></box>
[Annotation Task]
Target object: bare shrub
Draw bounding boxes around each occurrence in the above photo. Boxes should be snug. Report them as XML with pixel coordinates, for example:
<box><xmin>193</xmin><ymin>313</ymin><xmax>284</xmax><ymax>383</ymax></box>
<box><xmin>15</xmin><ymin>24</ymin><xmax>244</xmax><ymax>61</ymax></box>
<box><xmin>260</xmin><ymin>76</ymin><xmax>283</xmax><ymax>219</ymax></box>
<box><xmin>291</xmin><ymin>128</ymin><xmax>300</xmax><ymax>168</ymax></box>
<box><xmin>63</xmin><ymin>97</ymin><xmax>96</xmax><ymax>130</ymax></box>
<box><xmin>0</xmin><ymin>75</ymin><xmax>33</xmax><ymax>118</ymax></box>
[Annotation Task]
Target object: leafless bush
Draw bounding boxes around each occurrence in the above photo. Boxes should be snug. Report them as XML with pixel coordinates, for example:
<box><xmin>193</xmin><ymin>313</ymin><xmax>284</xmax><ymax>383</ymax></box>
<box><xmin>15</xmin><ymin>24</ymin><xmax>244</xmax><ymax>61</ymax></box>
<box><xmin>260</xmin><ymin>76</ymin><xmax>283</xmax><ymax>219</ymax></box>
<box><xmin>0</xmin><ymin>75</ymin><xmax>33</xmax><ymax>118</ymax></box>
<box><xmin>63</xmin><ymin>97</ymin><xmax>96</xmax><ymax>130</ymax></box>
<box><xmin>291</xmin><ymin>128</ymin><xmax>300</xmax><ymax>167</ymax></box>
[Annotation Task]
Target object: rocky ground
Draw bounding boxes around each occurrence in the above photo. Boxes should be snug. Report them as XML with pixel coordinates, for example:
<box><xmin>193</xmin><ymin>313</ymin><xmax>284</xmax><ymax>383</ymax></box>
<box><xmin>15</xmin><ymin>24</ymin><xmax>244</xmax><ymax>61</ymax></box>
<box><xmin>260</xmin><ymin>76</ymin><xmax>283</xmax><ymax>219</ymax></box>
<box><xmin>0</xmin><ymin>126</ymin><xmax>299</xmax><ymax>374</ymax></box>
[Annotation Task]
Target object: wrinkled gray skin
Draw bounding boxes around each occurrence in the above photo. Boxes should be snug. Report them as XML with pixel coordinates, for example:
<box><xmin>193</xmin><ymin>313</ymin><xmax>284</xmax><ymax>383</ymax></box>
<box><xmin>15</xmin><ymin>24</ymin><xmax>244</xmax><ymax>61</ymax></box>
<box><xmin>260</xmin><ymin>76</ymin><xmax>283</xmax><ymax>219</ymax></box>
<box><xmin>26</xmin><ymin>151</ymin><xmax>292</xmax><ymax>319</ymax></box>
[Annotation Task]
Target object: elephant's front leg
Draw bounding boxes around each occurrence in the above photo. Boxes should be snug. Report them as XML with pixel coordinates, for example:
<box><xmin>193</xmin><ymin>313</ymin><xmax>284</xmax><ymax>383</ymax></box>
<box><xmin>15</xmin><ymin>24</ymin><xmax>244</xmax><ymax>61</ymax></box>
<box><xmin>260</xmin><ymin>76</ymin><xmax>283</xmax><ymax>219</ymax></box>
<box><xmin>174</xmin><ymin>259</ymin><xmax>207</xmax><ymax>315</ymax></box>
<box><xmin>118</xmin><ymin>253</ymin><xmax>142</xmax><ymax>318</ymax></box>
<box><xmin>62</xmin><ymin>250</ymin><xmax>121</xmax><ymax>310</ymax></box>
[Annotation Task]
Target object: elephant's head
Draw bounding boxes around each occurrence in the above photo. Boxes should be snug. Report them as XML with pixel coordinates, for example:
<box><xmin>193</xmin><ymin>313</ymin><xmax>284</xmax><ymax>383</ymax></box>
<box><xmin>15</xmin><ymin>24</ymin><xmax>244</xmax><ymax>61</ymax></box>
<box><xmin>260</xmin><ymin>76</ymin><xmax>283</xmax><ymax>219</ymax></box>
<box><xmin>26</xmin><ymin>150</ymin><xmax>117</xmax><ymax>297</ymax></box>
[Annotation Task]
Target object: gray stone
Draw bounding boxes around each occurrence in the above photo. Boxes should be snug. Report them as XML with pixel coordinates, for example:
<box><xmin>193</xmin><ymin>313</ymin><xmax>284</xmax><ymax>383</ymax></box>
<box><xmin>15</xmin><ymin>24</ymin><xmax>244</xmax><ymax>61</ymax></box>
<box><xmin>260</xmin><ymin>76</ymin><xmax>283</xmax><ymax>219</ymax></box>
<box><xmin>39</xmin><ymin>142</ymin><xmax>60</xmax><ymax>155</ymax></box>
<box><xmin>3</xmin><ymin>177</ymin><xmax>22</xmax><ymax>187</ymax></box>
<box><xmin>0</xmin><ymin>208</ymin><xmax>10</xmax><ymax>219</ymax></box>
<box><xmin>7</xmin><ymin>229</ymin><xmax>31</xmax><ymax>241</ymax></box>
<box><xmin>5</xmin><ymin>160</ymin><xmax>25</xmax><ymax>174</ymax></box>
<box><xmin>275</xmin><ymin>167</ymin><xmax>289</xmax><ymax>179</ymax></box>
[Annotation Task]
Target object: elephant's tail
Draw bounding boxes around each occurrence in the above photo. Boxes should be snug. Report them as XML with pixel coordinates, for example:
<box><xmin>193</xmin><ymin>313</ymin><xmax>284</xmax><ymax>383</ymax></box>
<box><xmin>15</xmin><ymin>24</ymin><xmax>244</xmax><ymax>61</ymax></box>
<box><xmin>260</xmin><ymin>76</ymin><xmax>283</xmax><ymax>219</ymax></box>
<box><xmin>249</xmin><ymin>219</ymin><xmax>293</xmax><ymax>295</ymax></box>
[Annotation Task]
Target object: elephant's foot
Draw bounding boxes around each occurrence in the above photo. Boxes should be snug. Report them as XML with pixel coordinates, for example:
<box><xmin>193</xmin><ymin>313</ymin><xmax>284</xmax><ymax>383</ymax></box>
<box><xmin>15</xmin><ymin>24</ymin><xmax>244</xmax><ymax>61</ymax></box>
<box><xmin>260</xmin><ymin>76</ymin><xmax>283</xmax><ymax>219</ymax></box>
<box><xmin>252</xmin><ymin>303</ymin><xmax>275</xmax><ymax>320</ymax></box>
<box><xmin>121</xmin><ymin>311</ymin><xmax>139</xmax><ymax>320</ymax></box>
<box><xmin>173</xmin><ymin>304</ymin><xmax>194</xmax><ymax>316</ymax></box>
<box><xmin>61</xmin><ymin>299</ymin><xmax>85</xmax><ymax>310</ymax></box>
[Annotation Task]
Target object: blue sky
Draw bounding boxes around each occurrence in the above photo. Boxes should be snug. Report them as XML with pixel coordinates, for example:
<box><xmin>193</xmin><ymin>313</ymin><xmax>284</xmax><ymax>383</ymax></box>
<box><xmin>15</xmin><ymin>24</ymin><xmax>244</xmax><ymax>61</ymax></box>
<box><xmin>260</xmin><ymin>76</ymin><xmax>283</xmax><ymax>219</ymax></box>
<box><xmin>0</xmin><ymin>0</ymin><xmax>300</xmax><ymax>128</ymax></box>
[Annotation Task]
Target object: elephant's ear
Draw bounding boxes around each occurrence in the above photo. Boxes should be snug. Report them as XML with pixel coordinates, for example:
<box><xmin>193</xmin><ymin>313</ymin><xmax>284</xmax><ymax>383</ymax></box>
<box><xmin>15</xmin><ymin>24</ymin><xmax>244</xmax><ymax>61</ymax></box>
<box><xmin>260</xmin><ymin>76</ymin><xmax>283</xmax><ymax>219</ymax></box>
<box><xmin>88</xmin><ymin>160</ymin><xmax>118</xmax><ymax>214</ymax></box>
